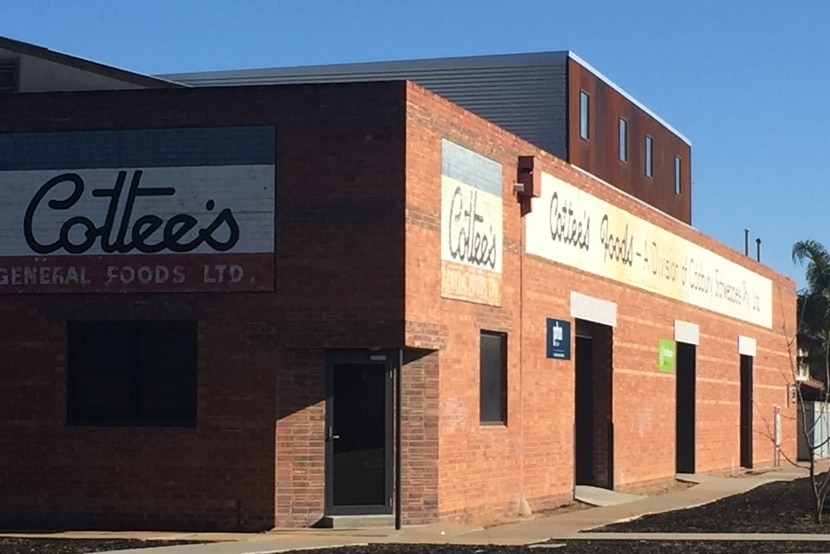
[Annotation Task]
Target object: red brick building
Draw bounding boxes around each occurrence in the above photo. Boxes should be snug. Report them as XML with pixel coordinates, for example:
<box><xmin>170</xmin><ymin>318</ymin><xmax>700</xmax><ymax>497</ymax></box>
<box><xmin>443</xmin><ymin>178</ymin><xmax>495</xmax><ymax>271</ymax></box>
<box><xmin>0</xmin><ymin>40</ymin><xmax>797</xmax><ymax>532</ymax></box>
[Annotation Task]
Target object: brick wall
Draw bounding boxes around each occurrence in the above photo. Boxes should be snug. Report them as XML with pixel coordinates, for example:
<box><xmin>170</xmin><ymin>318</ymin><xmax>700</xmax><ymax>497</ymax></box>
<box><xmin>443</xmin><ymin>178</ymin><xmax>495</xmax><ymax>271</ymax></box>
<box><xmin>0</xmin><ymin>82</ymin><xmax>409</xmax><ymax>530</ymax></box>
<box><xmin>399</xmin><ymin>350</ymin><xmax>440</xmax><ymax>524</ymax></box>
<box><xmin>402</xmin><ymin>81</ymin><xmax>797</xmax><ymax>525</ymax></box>
<box><xmin>0</xmin><ymin>79</ymin><xmax>799</xmax><ymax>531</ymax></box>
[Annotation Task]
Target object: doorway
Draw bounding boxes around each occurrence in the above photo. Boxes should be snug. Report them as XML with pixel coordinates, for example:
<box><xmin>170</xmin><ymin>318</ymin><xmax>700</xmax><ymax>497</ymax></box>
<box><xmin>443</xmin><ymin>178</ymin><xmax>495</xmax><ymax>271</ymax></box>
<box><xmin>325</xmin><ymin>353</ymin><xmax>392</xmax><ymax>514</ymax></box>
<box><xmin>740</xmin><ymin>354</ymin><xmax>754</xmax><ymax>469</ymax></box>
<box><xmin>574</xmin><ymin>320</ymin><xmax>614</xmax><ymax>489</ymax></box>
<box><xmin>675</xmin><ymin>342</ymin><xmax>696</xmax><ymax>474</ymax></box>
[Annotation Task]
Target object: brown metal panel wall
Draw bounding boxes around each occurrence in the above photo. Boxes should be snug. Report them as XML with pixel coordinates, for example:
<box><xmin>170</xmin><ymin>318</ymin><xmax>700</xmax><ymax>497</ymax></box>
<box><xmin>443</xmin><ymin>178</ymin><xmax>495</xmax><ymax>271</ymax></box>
<box><xmin>567</xmin><ymin>58</ymin><xmax>692</xmax><ymax>224</ymax></box>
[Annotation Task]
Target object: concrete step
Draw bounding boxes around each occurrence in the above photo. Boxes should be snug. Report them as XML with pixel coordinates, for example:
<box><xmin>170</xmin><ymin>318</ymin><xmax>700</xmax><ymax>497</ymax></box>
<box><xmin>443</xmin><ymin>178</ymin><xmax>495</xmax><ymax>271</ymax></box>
<box><xmin>318</xmin><ymin>514</ymin><xmax>396</xmax><ymax>529</ymax></box>
<box><xmin>574</xmin><ymin>485</ymin><xmax>645</xmax><ymax>507</ymax></box>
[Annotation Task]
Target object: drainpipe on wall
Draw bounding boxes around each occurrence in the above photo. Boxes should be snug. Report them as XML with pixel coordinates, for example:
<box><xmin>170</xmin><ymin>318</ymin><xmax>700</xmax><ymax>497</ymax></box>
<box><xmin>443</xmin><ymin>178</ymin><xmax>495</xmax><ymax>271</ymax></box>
<box><xmin>395</xmin><ymin>347</ymin><xmax>404</xmax><ymax>530</ymax></box>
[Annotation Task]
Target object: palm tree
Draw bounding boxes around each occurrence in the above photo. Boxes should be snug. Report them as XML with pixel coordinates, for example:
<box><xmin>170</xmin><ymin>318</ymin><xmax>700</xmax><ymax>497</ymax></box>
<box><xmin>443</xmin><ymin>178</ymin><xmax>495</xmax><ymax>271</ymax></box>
<box><xmin>792</xmin><ymin>240</ymin><xmax>830</xmax><ymax>385</ymax></box>
<box><xmin>792</xmin><ymin>239</ymin><xmax>830</xmax><ymax>523</ymax></box>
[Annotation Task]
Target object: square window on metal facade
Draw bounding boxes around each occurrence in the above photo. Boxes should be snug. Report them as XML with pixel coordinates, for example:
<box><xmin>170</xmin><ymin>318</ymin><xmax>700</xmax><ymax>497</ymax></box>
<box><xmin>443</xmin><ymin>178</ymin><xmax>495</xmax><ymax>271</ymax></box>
<box><xmin>480</xmin><ymin>330</ymin><xmax>507</xmax><ymax>424</ymax></box>
<box><xmin>645</xmin><ymin>135</ymin><xmax>654</xmax><ymax>178</ymax></box>
<box><xmin>674</xmin><ymin>155</ymin><xmax>682</xmax><ymax>195</ymax></box>
<box><xmin>579</xmin><ymin>91</ymin><xmax>590</xmax><ymax>141</ymax></box>
<box><xmin>619</xmin><ymin>118</ymin><xmax>628</xmax><ymax>162</ymax></box>
<box><xmin>67</xmin><ymin>321</ymin><xmax>197</xmax><ymax>426</ymax></box>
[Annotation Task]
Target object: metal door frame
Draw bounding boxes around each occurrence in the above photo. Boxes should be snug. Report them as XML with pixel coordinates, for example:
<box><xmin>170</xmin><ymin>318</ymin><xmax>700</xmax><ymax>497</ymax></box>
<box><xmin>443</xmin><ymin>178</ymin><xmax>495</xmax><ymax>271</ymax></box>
<box><xmin>324</xmin><ymin>349</ymin><xmax>394</xmax><ymax>515</ymax></box>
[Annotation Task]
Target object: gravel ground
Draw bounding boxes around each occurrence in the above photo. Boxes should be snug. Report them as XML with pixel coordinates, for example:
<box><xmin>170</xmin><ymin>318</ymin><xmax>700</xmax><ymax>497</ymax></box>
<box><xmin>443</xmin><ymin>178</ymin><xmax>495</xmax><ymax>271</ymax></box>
<box><xmin>596</xmin><ymin>475</ymin><xmax>830</xmax><ymax>534</ymax></box>
<box><xmin>277</xmin><ymin>544</ymin><xmax>830</xmax><ymax>554</ymax></box>
<box><xmin>5</xmin><ymin>543</ymin><xmax>830</xmax><ymax>554</ymax></box>
<box><xmin>0</xmin><ymin>538</ymin><xmax>200</xmax><ymax>553</ymax></box>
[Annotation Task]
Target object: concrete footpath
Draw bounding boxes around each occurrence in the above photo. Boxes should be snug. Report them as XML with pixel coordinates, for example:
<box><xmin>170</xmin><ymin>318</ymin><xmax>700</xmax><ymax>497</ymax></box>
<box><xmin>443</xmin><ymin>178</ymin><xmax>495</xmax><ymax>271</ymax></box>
<box><xmin>7</xmin><ymin>462</ymin><xmax>830</xmax><ymax>553</ymax></box>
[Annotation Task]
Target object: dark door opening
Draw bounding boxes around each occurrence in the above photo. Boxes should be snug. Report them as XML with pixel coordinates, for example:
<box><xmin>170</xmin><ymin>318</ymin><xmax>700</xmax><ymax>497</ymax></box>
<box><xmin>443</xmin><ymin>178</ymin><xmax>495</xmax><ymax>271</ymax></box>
<box><xmin>675</xmin><ymin>342</ymin><xmax>696</xmax><ymax>474</ymax></box>
<box><xmin>574</xmin><ymin>334</ymin><xmax>594</xmax><ymax>485</ymax></box>
<box><xmin>574</xmin><ymin>320</ymin><xmax>614</xmax><ymax>489</ymax></box>
<box><xmin>740</xmin><ymin>354</ymin><xmax>754</xmax><ymax>469</ymax></box>
<box><xmin>326</xmin><ymin>357</ymin><xmax>392</xmax><ymax>514</ymax></box>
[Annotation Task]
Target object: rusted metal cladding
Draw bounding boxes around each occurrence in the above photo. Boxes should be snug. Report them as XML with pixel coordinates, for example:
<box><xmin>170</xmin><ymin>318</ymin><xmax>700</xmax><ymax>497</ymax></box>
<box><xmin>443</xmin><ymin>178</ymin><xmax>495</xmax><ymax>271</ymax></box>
<box><xmin>568</xmin><ymin>58</ymin><xmax>692</xmax><ymax>224</ymax></box>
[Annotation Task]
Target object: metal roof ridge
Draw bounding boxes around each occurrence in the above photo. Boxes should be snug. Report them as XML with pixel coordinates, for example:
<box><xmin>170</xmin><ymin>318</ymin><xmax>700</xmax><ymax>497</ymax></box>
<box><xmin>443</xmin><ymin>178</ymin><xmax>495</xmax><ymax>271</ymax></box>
<box><xmin>157</xmin><ymin>51</ymin><xmax>569</xmax><ymax>80</ymax></box>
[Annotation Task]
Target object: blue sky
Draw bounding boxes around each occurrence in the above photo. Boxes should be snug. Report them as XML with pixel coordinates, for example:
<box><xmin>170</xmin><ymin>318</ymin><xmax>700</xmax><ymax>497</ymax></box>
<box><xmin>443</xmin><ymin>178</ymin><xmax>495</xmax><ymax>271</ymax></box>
<box><xmin>2</xmin><ymin>0</ymin><xmax>827</xmax><ymax>289</ymax></box>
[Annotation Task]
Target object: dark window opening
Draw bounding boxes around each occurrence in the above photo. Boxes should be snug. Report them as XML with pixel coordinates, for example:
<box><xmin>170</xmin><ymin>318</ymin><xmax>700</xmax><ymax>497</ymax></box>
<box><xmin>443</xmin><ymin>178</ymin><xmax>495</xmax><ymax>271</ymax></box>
<box><xmin>67</xmin><ymin>321</ymin><xmax>197</xmax><ymax>426</ymax></box>
<box><xmin>480</xmin><ymin>330</ymin><xmax>507</xmax><ymax>424</ymax></box>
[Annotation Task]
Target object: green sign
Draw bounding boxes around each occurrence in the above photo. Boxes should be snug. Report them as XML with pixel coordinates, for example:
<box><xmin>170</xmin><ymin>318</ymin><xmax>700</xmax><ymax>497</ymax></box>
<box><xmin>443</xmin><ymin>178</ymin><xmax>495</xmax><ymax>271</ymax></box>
<box><xmin>658</xmin><ymin>339</ymin><xmax>675</xmax><ymax>373</ymax></box>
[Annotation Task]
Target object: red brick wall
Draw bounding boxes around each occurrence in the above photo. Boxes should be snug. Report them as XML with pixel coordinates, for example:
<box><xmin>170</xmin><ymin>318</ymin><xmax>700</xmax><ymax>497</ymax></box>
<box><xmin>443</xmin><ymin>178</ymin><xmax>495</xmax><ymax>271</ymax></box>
<box><xmin>400</xmin><ymin>350</ymin><xmax>440</xmax><ymax>523</ymax></box>
<box><xmin>0</xmin><ymin>83</ymin><xmax>408</xmax><ymax>530</ymax></box>
<box><xmin>0</xmin><ymin>80</ymin><xmax>798</xmax><ymax>531</ymax></box>
<box><xmin>0</xmin><ymin>294</ymin><xmax>278</xmax><ymax>530</ymax></box>
<box><xmin>403</xmin><ymin>81</ymin><xmax>797</xmax><ymax>525</ymax></box>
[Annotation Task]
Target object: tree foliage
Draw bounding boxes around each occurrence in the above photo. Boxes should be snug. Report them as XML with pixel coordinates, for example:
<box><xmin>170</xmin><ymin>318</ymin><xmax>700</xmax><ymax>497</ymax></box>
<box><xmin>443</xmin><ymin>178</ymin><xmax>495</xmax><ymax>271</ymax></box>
<box><xmin>792</xmin><ymin>239</ymin><xmax>830</xmax><ymax>522</ymax></box>
<box><xmin>793</xmin><ymin>240</ymin><xmax>830</xmax><ymax>384</ymax></box>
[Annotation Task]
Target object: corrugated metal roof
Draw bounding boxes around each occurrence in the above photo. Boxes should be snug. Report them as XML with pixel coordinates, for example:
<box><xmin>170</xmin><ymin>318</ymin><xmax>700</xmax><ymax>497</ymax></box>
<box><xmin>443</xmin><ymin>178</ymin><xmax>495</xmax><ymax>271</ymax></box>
<box><xmin>162</xmin><ymin>52</ymin><xmax>570</xmax><ymax>158</ymax></box>
<box><xmin>159</xmin><ymin>50</ymin><xmax>690</xmax><ymax>151</ymax></box>
<box><xmin>161</xmin><ymin>51</ymin><xmax>569</xmax><ymax>83</ymax></box>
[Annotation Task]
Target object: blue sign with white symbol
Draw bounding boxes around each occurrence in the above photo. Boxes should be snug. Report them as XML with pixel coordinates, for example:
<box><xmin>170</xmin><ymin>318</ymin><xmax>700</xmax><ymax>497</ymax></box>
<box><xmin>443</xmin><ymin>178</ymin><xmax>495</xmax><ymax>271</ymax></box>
<box><xmin>546</xmin><ymin>318</ymin><xmax>571</xmax><ymax>360</ymax></box>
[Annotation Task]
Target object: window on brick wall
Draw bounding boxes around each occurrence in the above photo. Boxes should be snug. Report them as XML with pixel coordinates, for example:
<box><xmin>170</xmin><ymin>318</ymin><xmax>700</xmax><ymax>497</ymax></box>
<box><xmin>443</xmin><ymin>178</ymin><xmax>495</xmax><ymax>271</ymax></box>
<box><xmin>67</xmin><ymin>321</ymin><xmax>197</xmax><ymax>426</ymax></box>
<box><xmin>480</xmin><ymin>330</ymin><xmax>507</xmax><ymax>424</ymax></box>
<box><xmin>645</xmin><ymin>135</ymin><xmax>654</xmax><ymax>178</ymax></box>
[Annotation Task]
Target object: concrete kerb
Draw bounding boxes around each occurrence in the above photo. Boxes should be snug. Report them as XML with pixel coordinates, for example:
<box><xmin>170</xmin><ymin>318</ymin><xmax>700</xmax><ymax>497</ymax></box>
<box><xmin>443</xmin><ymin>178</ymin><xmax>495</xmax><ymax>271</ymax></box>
<box><xmin>99</xmin><ymin>538</ymin><xmax>372</xmax><ymax>554</ymax></box>
<box><xmin>544</xmin><ymin>533</ymin><xmax>830</xmax><ymax>542</ymax></box>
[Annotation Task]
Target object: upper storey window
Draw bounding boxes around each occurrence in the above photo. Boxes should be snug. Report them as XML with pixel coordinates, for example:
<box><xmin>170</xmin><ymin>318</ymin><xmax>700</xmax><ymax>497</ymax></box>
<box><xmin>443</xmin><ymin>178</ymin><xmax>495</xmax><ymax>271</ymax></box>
<box><xmin>674</xmin><ymin>155</ymin><xmax>682</xmax><ymax>195</ymax></box>
<box><xmin>579</xmin><ymin>90</ymin><xmax>590</xmax><ymax>140</ymax></box>
<box><xmin>619</xmin><ymin>117</ymin><xmax>628</xmax><ymax>162</ymax></box>
<box><xmin>645</xmin><ymin>135</ymin><xmax>654</xmax><ymax>178</ymax></box>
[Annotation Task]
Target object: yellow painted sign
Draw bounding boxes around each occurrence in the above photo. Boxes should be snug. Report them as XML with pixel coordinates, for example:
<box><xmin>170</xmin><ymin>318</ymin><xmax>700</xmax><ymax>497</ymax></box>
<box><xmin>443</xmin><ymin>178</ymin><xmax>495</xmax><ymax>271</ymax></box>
<box><xmin>525</xmin><ymin>172</ymin><xmax>773</xmax><ymax>328</ymax></box>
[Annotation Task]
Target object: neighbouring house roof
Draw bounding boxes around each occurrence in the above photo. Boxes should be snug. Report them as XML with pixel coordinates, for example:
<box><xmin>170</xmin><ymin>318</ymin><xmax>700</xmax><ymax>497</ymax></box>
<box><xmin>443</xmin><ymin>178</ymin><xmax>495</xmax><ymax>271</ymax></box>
<box><xmin>0</xmin><ymin>35</ymin><xmax>184</xmax><ymax>90</ymax></box>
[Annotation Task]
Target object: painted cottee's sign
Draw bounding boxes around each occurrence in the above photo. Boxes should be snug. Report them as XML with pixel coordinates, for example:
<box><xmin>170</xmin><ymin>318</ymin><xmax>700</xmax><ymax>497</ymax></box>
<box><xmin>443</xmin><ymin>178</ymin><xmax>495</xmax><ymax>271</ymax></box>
<box><xmin>525</xmin><ymin>172</ymin><xmax>773</xmax><ymax>328</ymax></box>
<box><xmin>440</xmin><ymin>139</ymin><xmax>503</xmax><ymax>306</ymax></box>
<box><xmin>0</xmin><ymin>126</ymin><xmax>276</xmax><ymax>293</ymax></box>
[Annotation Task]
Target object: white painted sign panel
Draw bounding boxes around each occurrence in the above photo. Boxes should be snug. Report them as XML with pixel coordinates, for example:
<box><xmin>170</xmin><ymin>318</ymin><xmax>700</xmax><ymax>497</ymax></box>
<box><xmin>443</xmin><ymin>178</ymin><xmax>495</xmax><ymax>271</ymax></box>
<box><xmin>2</xmin><ymin>165</ymin><xmax>275</xmax><ymax>257</ymax></box>
<box><xmin>525</xmin><ymin>172</ymin><xmax>773</xmax><ymax>328</ymax></box>
<box><xmin>440</xmin><ymin>140</ymin><xmax>503</xmax><ymax>306</ymax></box>
<box><xmin>0</xmin><ymin>125</ymin><xmax>276</xmax><ymax>293</ymax></box>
